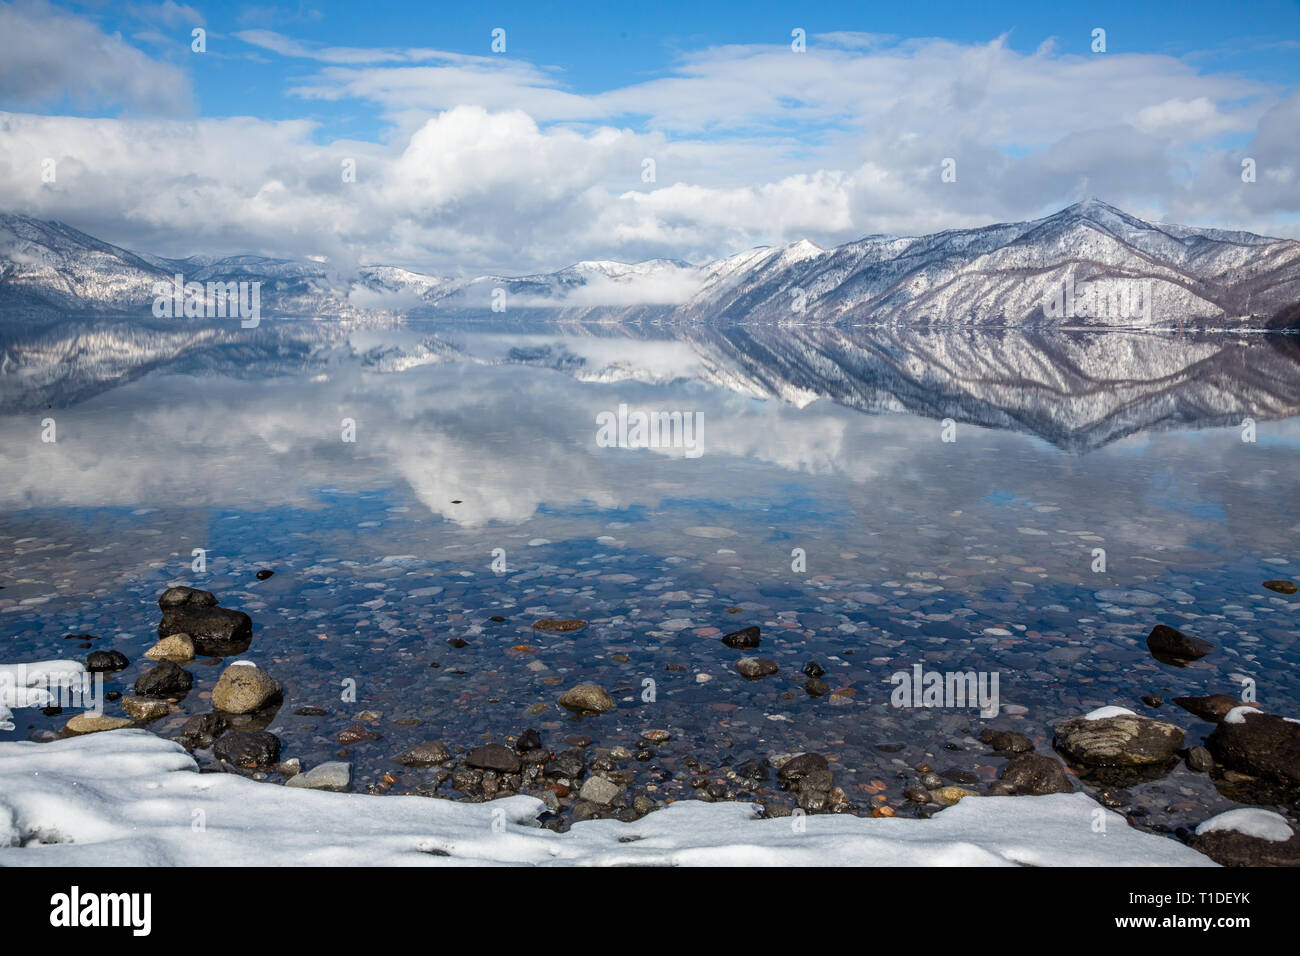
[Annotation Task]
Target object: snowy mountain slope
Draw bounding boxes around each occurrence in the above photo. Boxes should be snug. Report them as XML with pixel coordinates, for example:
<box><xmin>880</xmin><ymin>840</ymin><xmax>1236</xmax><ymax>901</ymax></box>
<box><xmin>1</xmin><ymin>201</ymin><xmax>1297</xmax><ymax>326</ymax></box>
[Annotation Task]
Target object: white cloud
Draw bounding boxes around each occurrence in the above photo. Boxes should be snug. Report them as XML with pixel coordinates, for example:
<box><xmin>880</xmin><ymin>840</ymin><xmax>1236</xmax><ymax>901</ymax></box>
<box><xmin>0</xmin><ymin>16</ymin><xmax>1296</xmax><ymax>274</ymax></box>
<box><xmin>0</xmin><ymin>0</ymin><xmax>192</xmax><ymax>114</ymax></box>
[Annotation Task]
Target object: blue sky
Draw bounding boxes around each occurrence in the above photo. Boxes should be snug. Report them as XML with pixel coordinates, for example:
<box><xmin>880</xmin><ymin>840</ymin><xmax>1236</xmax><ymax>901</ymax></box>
<box><xmin>1</xmin><ymin>0</ymin><xmax>1297</xmax><ymax>272</ymax></box>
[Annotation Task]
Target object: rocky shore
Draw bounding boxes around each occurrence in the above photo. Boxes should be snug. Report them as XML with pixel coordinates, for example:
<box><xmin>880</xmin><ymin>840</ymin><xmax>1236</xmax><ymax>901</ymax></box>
<box><xmin>22</xmin><ymin>581</ymin><xmax>1300</xmax><ymax>866</ymax></box>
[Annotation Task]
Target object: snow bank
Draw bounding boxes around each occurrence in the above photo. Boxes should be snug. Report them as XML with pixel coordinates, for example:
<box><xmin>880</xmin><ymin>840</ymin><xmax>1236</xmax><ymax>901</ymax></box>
<box><xmin>0</xmin><ymin>730</ymin><xmax>1214</xmax><ymax>866</ymax></box>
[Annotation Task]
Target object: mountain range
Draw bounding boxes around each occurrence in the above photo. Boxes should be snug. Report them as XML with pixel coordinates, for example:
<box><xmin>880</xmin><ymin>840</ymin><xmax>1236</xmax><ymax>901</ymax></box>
<box><xmin>1</xmin><ymin>200</ymin><xmax>1298</xmax><ymax>328</ymax></box>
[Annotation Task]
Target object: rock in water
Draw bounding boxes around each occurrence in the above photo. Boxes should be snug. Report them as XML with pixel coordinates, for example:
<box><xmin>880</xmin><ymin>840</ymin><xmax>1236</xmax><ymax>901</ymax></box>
<box><xmin>735</xmin><ymin>657</ymin><xmax>778</xmax><ymax>680</ymax></box>
<box><xmin>1173</xmin><ymin>694</ymin><xmax>1244</xmax><ymax>722</ymax></box>
<box><xmin>181</xmin><ymin>712</ymin><xmax>228</xmax><ymax>747</ymax></box>
<box><xmin>395</xmin><ymin>740</ymin><xmax>451</xmax><ymax>766</ymax></box>
<box><xmin>558</xmin><ymin>683</ymin><xmax>614</xmax><ymax>715</ymax></box>
<box><xmin>64</xmin><ymin>714</ymin><xmax>133</xmax><ymax>735</ymax></box>
<box><xmin>158</xmin><ymin>586</ymin><xmax>218</xmax><ymax>609</ymax></box>
<box><xmin>144</xmin><ymin>633</ymin><xmax>195</xmax><ymax>662</ymax></box>
<box><xmin>999</xmin><ymin>753</ymin><xmax>1071</xmax><ymax>794</ymax></box>
<box><xmin>578</xmin><ymin>775</ymin><xmax>624</xmax><ymax>805</ymax></box>
<box><xmin>1262</xmin><ymin>580</ymin><xmax>1298</xmax><ymax>595</ymax></box>
<box><xmin>465</xmin><ymin>743</ymin><xmax>521</xmax><ymax>773</ymax></box>
<box><xmin>1205</xmin><ymin>708</ymin><xmax>1300</xmax><ymax>788</ymax></box>
<box><xmin>85</xmin><ymin>649</ymin><xmax>130</xmax><ymax>673</ymax></box>
<box><xmin>212</xmin><ymin>662</ymin><xmax>282</xmax><ymax>714</ymax></box>
<box><xmin>122</xmin><ymin>697</ymin><xmax>175</xmax><ymax>721</ymax></box>
<box><xmin>256</xmin><ymin>569</ymin><xmax>275</xmax><ymax>581</ymax></box>
<box><xmin>979</xmin><ymin>728</ymin><xmax>1035</xmax><ymax>753</ymax></box>
<box><xmin>159</xmin><ymin>604</ymin><xmax>253</xmax><ymax>657</ymax></box>
<box><xmin>285</xmin><ymin>761</ymin><xmax>351</xmax><ymax>792</ymax></box>
<box><xmin>1145</xmin><ymin>624</ymin><xmax>1213</xmax><ymax>665</ymax></box>
<box><xmin>721</xmin><ymin>626</ymin><xmax>760</xmax><ymax>649</ymax></box>
<box><xmin>1052</xmin><ymin>711</ymin><xmax>1184</xmax><ymax>767</ymax></box>
<box><xmin>1192</xmin><ymin>810</ymin><xmax>1300</xmax><ymax>866</ymax></box>
<box><xmin>214</xmin><ymin>731</ymin><xmax>281</xmax><ymax>768</ymax></box>
<box><xmin>133</xmin><ymin>660</ymin><xmax>193</xmax><ymax>698</ymax></box>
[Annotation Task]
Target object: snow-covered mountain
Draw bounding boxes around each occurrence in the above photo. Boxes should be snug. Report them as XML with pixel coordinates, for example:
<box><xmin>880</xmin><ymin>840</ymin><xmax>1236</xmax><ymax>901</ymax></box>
<box><xmin>2</xmin><ymin>201</ymin><xmax>1298</xmax><ymax>327</ymax></box>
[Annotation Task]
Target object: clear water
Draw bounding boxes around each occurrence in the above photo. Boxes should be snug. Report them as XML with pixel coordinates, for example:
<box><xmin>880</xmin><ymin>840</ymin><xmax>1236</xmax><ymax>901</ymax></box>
<box><xmin>2</xmin><ymin>315</ymin><xmax>1297</xmax><ymax>831</ymax></box>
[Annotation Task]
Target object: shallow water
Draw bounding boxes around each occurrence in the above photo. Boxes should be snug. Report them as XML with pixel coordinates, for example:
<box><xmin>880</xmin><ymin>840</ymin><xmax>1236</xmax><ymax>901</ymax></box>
<box><xmin>2</xmin><ymin>316</ymin><xmax>1298</xmax><ymax>832</ymax></box>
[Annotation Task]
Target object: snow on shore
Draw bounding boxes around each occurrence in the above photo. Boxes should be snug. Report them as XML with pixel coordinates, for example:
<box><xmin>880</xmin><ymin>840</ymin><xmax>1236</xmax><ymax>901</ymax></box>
<box><xmin>0</xmin><ymin>730</ymin><xmax>1214</xmax><ymax>866</ymax></box>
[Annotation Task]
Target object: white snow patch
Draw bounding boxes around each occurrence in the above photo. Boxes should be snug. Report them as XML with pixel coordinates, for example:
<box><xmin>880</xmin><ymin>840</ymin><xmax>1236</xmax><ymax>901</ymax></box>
<box><xmin>1224</xmin><ymin>706</ymin><xmax>1264</xmax><ymax>724</ymax></box>
<box><xmin>1082</xmin><ymin>705</ymin><xmax>1136</xmax><ymax>721</ymax></box>
<box><xmin>0</xmin><ymin>730</ymin><xmax>1214</xmax><ymax>866</ymax></box>
<box><xmin>1196</xmin><ymin>809</ymin><xmax>1294</xmax><ymax>843</ymax></box>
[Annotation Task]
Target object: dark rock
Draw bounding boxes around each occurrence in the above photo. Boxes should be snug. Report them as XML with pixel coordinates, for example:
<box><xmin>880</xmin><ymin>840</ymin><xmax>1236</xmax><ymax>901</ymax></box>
<box><xmin>802</xmin><ymin>660</ymin><xmax>825</xmax><ymax>678</ymax></box>
<box><xmin>1192</xmin><ymin>816</ymin><xmax>1300</xmax><ymax>866</ymax></box>
<box><xmin>516</xmin><ymin>728</ymin><xmax>542</xmax><ymax>752</ymax></box>
<box><xmin>1140</xmin><ymin>694</ymin><xmax>1164</xmax><ymax>708</ymax></box>
<box><xmin>85</xmin><ymin>649</ymin><xmax>130</xmax><ymax>673</ymax></box>
<box><xmin>1173</xmin><ymin>694</ymin><xmax>1244</xmax><ymax>723</ymax></box>
<box><xmin>939</xmin><ymin>768</ymin><xmax>979</xmax><ymax>784</ymax></box>
<box><xmin>214</xmin><ymin>730</ymin><xmax>280</xmax><ymax>768</ymax></box>
<box><xmin>446</xmin><ymin>637</ymin><xmax>469</xmax><ymax>648</ymax></box>
<box><xmin>159</xmin><ymin>605</ymin><xmax>252</xmax><ymax>657</ymax></box>
<box><xmin>158</xmin><ymin>586</ymin><xmax>218</xmax><ymax>609</ymax></box>
<box><xmin>735</xmin><ymin>657</ymin><xmax>778</xmax><ymax>680</ymax></box>
<box><xmin>1205</xmin><ymin>709</ymin><xmax>1300</xmax><ymax>788</ymax></box>
<box><xmin>778</xmin><ymin>752</ymin><xmax>829</xmax><ymax>783</ymax></box>
<box><xmin>804</xmin><ymin>677</ymin><xmax>829</xmax><ymax>697</ymax></box>
<box><xmin>1186</xmin><ymin>746</ymin><xmax>1214</xmax><ymax>773</ymax></box>
<box><xmin>133</xmin><ymin>660</ymin><xmax>193</xmax><ymax>698</ymax></box>
<box><xmin>1262</xmin><ymin>580</ymin><xmax>1298</xmax><ymax>595</ymax></box>
<box><xmin>255</xmin><ymin>569</ymin><xmax>275</xmax><ymax>581</ymax></box>
<box><xmin>979</xmin><ymin>728</ymin><xmax>1034</xmax><ymax>753</ymax></box>
<box><xmin>544</xmin><ymin>750</ymin><xmax>586</xmax><ymax>779</ymax></box>
<box><xmin>737</xmin><ymin>759</ymin><xmax>769</xmax><ymax>781</ymax></box>
<box><xmin>395</xmin><ymin>740</ymin><xmax>451</xmax><ymax>766</ymax></box>
<box><xmin>180</xmin><ymin>712</ymin><xmax>228</xmax><ymax>745</ymax></box>
<box><xmin>294</xmin><ymin>706</ymin><xmax>328</xmax><ymax>717</ymax></box>
<box><xmin>466</xmin><ymin>743</ymin><xmax>521</xmax><ymax>773</ymax></box>
<box><xmin>1052</xmin><ymin>712</ymin><xmax>1184</xmax><ymax>767</ymax></box>
<box><xmin>1000</xmin><ymin>753</ymin><xmax>1072</xmax><ymax>795</ymax></box>
<box><xmin>1146</xmin><ymin>624</ymin><xmax>1213</xmax><ymax>665</ymax></box>
<box><xmin>720</xmin><ymin>625</ymin><xmax>760</xmax><ymax>649</ymax></box>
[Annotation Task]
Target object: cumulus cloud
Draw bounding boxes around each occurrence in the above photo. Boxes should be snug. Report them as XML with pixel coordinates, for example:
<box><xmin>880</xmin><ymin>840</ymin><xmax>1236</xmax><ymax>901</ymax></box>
<box><xmin>0</xmin><ymin>12</ymin><xmax>1296</xmax><ymax>275</ymax></box>
<box><xmin>0</xmin><ymin>0</ymin><xmax>192</xmax><ymax>114</ymax></box>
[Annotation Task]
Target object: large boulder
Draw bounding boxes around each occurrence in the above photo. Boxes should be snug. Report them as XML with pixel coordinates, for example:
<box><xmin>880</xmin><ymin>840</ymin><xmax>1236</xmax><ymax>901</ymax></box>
<box><xmin>1192</xmin><ymin>809</ymin><xmax>1300</xmax><ymax>866</ymax></box>
<box><xmin>1053</xmin><ymin>708</ymin><xmax>1184</xmax><ymax>767</ymax></box>
<box><xmin>1205</xmin><ymin>708</ymin><xmax>1300</xmax><ymax>788</ymax></box>
<box><xmin>212</xmin><ymin>662</ymin><xmax>282</xmax><ymax>714</ymax></box>
<box><xmin>159</xmin><ymin>604</ymin><xmax>252</xmax><ymax>657</ymax></box>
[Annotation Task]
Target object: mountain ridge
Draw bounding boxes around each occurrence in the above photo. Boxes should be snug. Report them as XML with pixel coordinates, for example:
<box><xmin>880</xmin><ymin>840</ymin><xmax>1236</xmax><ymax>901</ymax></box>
<box><xmin>2</xmin><ymin>201</ymin><xmax>1297</xmax><ymax>328</ymax></box>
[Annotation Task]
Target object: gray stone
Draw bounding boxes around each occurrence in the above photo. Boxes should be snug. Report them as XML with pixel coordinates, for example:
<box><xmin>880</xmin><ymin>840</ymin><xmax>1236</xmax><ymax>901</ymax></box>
<box><xmin>578</xmin><ymin>775</ymin><xmax>625</xmax><ymax>805</ymax></box>
<box><xmin>285</xmin><ymin>761</ymin><xmax>352</xmax><ymax>792</ymax></box>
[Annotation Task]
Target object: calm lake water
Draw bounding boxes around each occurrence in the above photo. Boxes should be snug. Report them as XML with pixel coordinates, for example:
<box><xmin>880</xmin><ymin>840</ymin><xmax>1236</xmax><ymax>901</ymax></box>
<box><xmin>2</xmin><ymin>315</ymin><xmax>1298</xmax><ymax>830</ymax></box>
